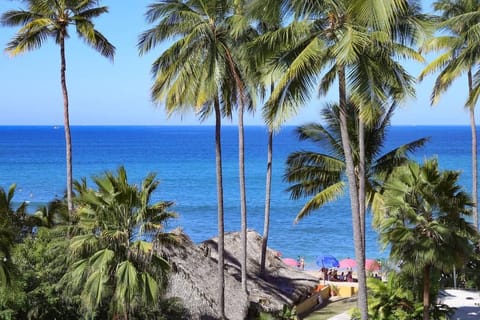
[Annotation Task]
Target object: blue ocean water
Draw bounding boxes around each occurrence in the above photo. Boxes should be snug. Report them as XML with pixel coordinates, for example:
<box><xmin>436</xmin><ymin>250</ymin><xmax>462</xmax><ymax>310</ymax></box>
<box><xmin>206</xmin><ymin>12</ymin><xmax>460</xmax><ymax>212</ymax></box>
<box><xmin>0</xmin><ymin>125</ymin><xmax>477</xmax><ymax>269</ymax></box>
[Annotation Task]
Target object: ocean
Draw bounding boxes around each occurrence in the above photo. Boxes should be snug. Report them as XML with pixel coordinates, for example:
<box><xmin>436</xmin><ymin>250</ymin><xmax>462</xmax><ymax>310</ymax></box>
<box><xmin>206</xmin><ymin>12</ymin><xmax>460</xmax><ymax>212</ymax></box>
<box><xmin>0</xmin><ymin>125</ymin><xmax>476</xmax><ymax>269</ymax></box>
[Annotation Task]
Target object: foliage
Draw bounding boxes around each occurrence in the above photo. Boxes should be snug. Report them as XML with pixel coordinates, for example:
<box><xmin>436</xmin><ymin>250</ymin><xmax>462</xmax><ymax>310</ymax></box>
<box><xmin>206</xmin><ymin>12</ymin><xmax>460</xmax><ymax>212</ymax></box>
<box><xmin>0</xmin><ymin>184</ymin><xmax>30</xmax><ymax>289</ymax></box>
<box><xmin>285</xmin><ymin>103</ymin><xmax>428</xmax><ymax>222</ymax></box>
<box><xmin>62</xmin><ymin>166</ymin><xmax>177</xmax><ymax>319</ymax></box>
<box><xmin>0</xmin><ymin>226</ymin><xmax>80</xmax><ymax>320</ymax></box>
<box><xmin>376</xmin><ymin>158</ymin><xmax>476</xmax><ymax>273</ymax></box>
<box><xmin>375</xmin><ymin>158</ymin><xmax>477</xmax><ymax>318</ymax></box>
<box><xmin>254</xmin><ymin>304</ymin><xmax>297</xmax><ymax>320</ymax></box>
<box><xmin>367</xmin><ymin>273</ymin><xmax>423</xmax><ymax>320</ymax></box>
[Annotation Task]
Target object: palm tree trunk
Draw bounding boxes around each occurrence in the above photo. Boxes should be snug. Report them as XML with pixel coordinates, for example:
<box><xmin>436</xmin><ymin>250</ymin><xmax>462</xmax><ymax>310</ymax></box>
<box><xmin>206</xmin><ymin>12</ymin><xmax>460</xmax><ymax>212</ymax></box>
<box><xmin>423</xmin><ymin>265</ymin><xmax>431</xmax><ymax>320</ymax></box>
<box><xmin>214</xmin><ymin>98</ymin><xmax>226</xmax><ymax>319</ymax></box>
<box><xmin>232</xmin><ymin>0</ymin><xmax>248</xmax><ymax>293</ymax></box>
<box><xmin>239</xmin><ymin>104</ymin><xmax>248</xmax><ymax>293</ymax></box>
<box><xmin>260</xmin><ymin>128</ymin><xmax>273</xmax><ymax>278</ymax></box>
<box><xmin>337</xmin><ymin>66</ymin><xmax>368</xmax><ymax>320</ymax></box>
<box><xmin>358</xmin><ymin>119</ymin><xmax>366</xmax><ymax>254</ymax></box>
<box><xmin>470</xmin><ymin>109</ymin><xmax>478</xmax><ymax>230</ymax></box>
<box><xmin>60</xmin><ymin>37</ymin><xmax>73</xmax><ymax>214</ymax></box>
<box><xmin>468</xmin><ymin>70</ymin><xmax>478</xmax><ymax>230</ymax></box>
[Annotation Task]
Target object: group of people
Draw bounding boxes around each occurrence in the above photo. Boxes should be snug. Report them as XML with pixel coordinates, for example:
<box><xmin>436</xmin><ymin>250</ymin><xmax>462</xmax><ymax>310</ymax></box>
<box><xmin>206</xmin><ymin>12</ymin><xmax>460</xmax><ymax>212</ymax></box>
<box><xmin>320</xmin><ymin>267</ymin><xmax>354</xmax><ymax>282</ymax></box>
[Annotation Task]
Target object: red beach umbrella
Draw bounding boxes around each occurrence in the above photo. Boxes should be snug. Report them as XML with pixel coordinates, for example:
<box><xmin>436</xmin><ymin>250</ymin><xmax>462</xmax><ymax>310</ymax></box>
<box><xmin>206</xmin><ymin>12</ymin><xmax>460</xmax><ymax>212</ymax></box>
<box><xmin>366</xmin><ymin>259</ymin><xmax>381</xmax><ymax>272</ymax></box>
<box><xmin>339</xmin><ymin>258</ymin><xmax>356</xmax><ymax>269</ymax></box>
<box><xmin>282</xmin><ymin>258</ymin><xmax>299</xmax><ymax>267</ymax></box>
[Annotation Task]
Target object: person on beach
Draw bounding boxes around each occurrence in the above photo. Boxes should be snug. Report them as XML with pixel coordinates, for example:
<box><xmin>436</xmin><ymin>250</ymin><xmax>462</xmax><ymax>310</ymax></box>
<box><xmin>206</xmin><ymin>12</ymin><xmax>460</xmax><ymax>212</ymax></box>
<box><xmin>346</xmin><ymin>270</ymin><xmax>353</xmax><ymax>282</ymax></box>
<box><xmin>299</xmin><ymin>257</ymin><xmax>305</xmax><ymax>270</ymax></box>
<box><xmin>321</xmin><ymin>267</ymin><xmax>328</xmax><ymax>280</ymax></box>
<box><xmin>327</xmin><ymin>269</ymin><xmax>333</xmax><ymax>281</ymax></box>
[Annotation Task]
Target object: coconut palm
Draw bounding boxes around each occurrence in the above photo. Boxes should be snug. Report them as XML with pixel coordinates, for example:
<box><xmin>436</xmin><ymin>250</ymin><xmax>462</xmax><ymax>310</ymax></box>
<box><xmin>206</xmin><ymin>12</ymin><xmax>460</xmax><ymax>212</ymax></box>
<box><xmin>260</xmin><ymin>1</ymin><xmax>426</xmax><ymax>317</ymax></box>
<box><xmin>230</xmin><ymin>0</ymin><xmax>258</xmax><ymax>293</ymax></box>
<box><xmin>243</xmin><ymin>0</ymin><xmax>291</xmax><ymax>278</ymax></box>
<box><xmin>1</xmin><ymin>0</ymin><xmax>115</xmax><ymax>214</ymax></box>
<box><xmin>63</xmin><ymin>167</ymin><xmax>176</xmax><ymax>319</ymax></box>
<box><xmin>137</xmin><ymin>0</ymin><xmax>247</xmax><ymax>316</ymax></box>
<box><xmin>419</xmin><ymin>0</ymin><xmax>480</xmax><ymax>230</ymax></box>
<box><xmin>285</xmin><ymin>103</ymin><xmax>429</xmax><ymax>222</ymax></box>
<box><xmin>376</xmin><ymin>158</ymin><xmax>477</xmax><ymax>320</ymax></box>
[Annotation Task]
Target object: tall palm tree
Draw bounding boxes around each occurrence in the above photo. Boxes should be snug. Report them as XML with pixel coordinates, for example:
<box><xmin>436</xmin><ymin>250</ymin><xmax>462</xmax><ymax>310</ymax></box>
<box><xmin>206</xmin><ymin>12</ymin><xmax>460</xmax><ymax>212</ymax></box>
<box><xmin>376</xmin><ymin>158</ymin><xmax>476</xmax><ymax>320</ymax></box>
<box><xmin>231</xmin><ymin>0</ymin><xmax>257</xmax><ymax>293</ymax></box>
<box><xmin>261</xmin><ymin>2</ymin><xmax>425</xmax><ymax>317</ymax></box>
<box><xmin>1</xmin><ymin>0</ymin><xmax>115</xmax><ymax>214</ymax></box>
<box><xmin>244</xmin><ymin>0</ymin><xmax>290</xmax><ymax>278</ymax></box>
<box><xmin>63</xmin><ymin>167</ymin><xmax>176</xmax><ymax>319</ymax></box>
<box><xmin>419</xmin><ymin>0</ymin><xmax>480</xmax><ymax>230</ymax></box>
<box><xmin>285</xmin><ymin>103</ymin><xmax>429</xmax><ymax>222</ymax></box>
<box><xmin>137</xmin><ymin>0</ymin><xmax>245</xmax><ymax>316</ymax></box>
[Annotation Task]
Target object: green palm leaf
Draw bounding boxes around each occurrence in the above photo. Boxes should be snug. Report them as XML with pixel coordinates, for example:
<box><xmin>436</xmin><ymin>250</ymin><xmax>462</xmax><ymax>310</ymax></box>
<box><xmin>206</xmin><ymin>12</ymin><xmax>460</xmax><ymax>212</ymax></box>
<box><xmin>65</xmin><ymin>167</ymin><xmax>175</xmax><ymax>317</ymax></box>
<box><xmin>114</xmin><ymin>261</ymin><xmax>139</xmax><ymax>313</ymax></box>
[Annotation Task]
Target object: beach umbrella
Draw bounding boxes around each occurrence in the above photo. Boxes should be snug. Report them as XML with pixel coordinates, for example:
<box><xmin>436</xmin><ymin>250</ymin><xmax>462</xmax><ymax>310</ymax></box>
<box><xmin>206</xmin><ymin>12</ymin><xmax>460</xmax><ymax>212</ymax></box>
<box><xmin>339</xmin><ymin>258</ymin><xmax>356</xmax><ymax>269</ymax></box>
<box><xmin>316</xmin><ymin>255</ymin><xmax>339</xmax><ymax>268</ymax></box>
<box><xmin>366</xmin><ymin>259</ymin><xmax>381</xmax><ymax>272</ymax></box>
<box><xmin>282</xmin><ymin>258</ymin><xmax>299</xmax><ymax>267</ymax></box>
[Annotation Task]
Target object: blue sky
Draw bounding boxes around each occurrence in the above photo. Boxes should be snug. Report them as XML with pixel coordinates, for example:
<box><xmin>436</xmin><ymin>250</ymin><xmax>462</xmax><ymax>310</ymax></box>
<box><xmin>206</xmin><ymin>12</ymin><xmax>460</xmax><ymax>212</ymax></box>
<box><xmin>0</xmin><ymin>0</ymin><xmax>478</xmax><ymax>126</ymax></box>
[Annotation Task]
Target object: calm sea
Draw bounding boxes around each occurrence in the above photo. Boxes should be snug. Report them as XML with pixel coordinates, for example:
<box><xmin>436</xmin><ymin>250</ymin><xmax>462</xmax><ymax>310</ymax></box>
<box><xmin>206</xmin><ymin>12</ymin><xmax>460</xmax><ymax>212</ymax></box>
<box><xmin>0</xmin><ymin>125</ymin><xmax>476</xmax><ymax>268</ymax></box>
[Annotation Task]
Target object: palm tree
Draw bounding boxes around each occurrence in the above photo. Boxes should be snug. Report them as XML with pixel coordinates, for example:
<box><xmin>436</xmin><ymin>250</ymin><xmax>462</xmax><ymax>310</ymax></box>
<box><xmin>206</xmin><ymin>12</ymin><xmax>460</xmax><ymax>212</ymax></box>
<box><xmin>63</xmin><ymin>167</ymin><xmax>176</xmax><ymax>319</ymax></box>
<box><xmin>137</xmin><ymin>1</ymin><xmax>245</xmax><ymax>316</ymax></box>
<box><xmin>260</xmin><ymin>2</ymin><xmax>425</xmax><ymax>317</ymax></box>
<box><xmin>1</xmin><ymin>0</ymin><xmax>115</xmax><ymax>214</ymax></box>
<box><xmin>285</xmin><ymin>103</ymin><xmax>429</xmax><ymax>222</ymax></box>
<box><xmin>419</xmin><ymin>0</ymin><xmax>480</xmax><ymax>230</ymax></box>
<box><xmin>244</xmin><ymin>0</ymin><xmax>290</xmax><ymax>279</ymax></box>
<box><xmin>376</xmin><ymin>158</ymin><xmax>477</xmax><ymax>320</ymax></box>
<box><xmin>231</xmin><ymin>0</ymin><xmax>257</xmax><ymax>293</ymax></box>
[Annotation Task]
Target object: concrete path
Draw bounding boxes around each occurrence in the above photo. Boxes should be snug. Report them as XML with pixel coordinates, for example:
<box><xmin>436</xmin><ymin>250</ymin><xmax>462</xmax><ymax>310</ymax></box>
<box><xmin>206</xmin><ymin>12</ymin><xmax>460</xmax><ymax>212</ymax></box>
<box><xmin>327</xmin><ymin>312</ymin><xmax>351</xmax><ymax>319</ymax></box>
<box><xmin>438</xmin><ymin>289</ymin><xmax>480</xmax><ymax>319</ymax></box>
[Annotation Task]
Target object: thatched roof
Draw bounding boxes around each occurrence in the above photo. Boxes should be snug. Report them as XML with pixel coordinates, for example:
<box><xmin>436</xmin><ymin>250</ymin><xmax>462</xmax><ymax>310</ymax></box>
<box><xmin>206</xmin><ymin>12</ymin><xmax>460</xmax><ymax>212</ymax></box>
<box><xmin>158</xmin><ymin>229</ymin><xmax>319</xmax><ymax>319</ymax></box>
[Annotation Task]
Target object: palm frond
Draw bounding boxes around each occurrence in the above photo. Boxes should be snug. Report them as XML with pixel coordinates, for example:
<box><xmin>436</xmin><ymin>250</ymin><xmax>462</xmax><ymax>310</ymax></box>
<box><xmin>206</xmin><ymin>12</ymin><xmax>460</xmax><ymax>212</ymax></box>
<box><xmin>294</xmin><ymin>182</ymin><xmax>345</xmax><ymax>223</ymax></box>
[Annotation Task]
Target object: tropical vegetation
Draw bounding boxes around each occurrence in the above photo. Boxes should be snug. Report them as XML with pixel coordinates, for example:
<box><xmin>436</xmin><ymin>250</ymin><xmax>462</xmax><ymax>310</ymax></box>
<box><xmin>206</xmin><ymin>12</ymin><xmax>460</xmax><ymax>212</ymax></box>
<box><xmin>284</xmin><ymin>103</ymin><xmax>428</xmax><ymax>222</ymax></box>
<box><xmin>1</xmin><ymin>0</ymin><xmax>480</xmax><ymax>319</ymax></box>
<box><xmin>63</xmin><ymin>167</ymin><xmax>176</xmax><ymax>319</ymax></box>
<box><xmin>374</xmin><ymin>158</ymin><xmax>477</xmax><ymax>320</ymax></box>
<box><xmin>0</xmin><ymin>168</ymin><xmax>184</xmax><ymax>320</ymax></box>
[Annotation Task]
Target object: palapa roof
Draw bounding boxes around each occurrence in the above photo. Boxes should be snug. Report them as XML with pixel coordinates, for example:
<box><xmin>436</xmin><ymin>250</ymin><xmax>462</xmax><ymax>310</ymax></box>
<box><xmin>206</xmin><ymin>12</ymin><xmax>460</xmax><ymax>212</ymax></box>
<box><xmin>158</xmin><ymin>229</ymin><xmax>319</xmax><ymax>320</ymax></box>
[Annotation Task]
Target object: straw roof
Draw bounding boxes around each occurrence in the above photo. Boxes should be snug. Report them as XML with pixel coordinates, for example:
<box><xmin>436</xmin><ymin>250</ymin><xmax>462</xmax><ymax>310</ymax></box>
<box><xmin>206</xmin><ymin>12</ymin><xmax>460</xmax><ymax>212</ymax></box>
<box><xmin>158</xmin><ymin>228</ymin><xmax>319</xmax><ymax>319</ymax></box>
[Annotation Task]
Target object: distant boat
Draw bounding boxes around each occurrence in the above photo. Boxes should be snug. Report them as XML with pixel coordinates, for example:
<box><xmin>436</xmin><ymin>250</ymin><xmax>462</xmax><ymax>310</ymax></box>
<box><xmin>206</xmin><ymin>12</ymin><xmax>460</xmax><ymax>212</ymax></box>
<box><xmin>53</xmin><ymin>126</ymin><xmax>59</xmax><ymax>129</ymax></box>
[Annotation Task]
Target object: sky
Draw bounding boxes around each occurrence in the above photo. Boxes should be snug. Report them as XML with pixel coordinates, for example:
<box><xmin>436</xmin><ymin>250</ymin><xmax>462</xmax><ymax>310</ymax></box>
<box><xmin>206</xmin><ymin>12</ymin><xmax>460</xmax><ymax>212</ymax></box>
<box><xmin>0</xmin><ymin>0</ymin><xmax>478</xmax><ymax>126</ymax></box>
